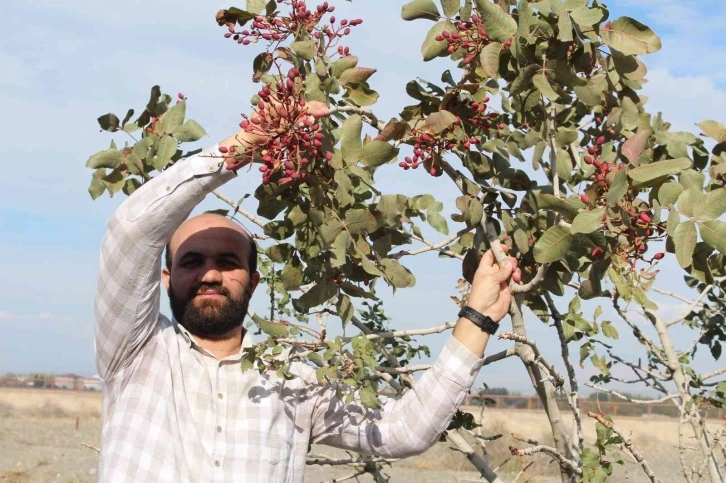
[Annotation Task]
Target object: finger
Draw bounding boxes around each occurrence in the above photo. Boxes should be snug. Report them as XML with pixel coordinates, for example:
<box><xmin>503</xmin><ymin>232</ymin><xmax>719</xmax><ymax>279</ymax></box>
<box><xmin>479</xmin><ymin>250</ymin><xmax>495</xmax><ymax>268</ymax></box>
<box><xmin>512</xmin><ymin>267</ymin><xmax>522</xmax><ymax>283</ymax></box>
<box><xmin>488</xmin><ymin>259</ymin><xmax>515</xmax><ymax>283</ymax></box>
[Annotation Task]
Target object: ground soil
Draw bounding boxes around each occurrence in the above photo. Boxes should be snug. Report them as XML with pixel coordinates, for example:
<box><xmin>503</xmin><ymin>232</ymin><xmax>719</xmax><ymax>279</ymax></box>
<box><xmin>0</xmin><ymin>388</ymin><xmax>708</xmax><ymax>482</ymax></box>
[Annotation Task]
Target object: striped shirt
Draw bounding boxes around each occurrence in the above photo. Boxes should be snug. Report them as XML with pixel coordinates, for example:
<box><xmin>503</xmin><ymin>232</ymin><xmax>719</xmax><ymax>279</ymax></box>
<box><xmin>94</xmin><ymin>145</ymin><xmax>486</xmax><ymax>482</ymax></box>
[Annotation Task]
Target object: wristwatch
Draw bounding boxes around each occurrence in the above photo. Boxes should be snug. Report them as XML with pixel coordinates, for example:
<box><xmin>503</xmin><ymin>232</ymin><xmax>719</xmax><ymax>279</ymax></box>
<box><xmin>458</xmin><ymin>306</ymin><xmax>499</xmax><ymax>335</ymax></box>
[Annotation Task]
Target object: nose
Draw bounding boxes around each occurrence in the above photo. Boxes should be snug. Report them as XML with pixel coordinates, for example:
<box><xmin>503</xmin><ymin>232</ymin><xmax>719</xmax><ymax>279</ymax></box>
<box><xmin>199</xmin><ymin>261</ymin><xmax>223</xmax><ymax>285</ymax></box>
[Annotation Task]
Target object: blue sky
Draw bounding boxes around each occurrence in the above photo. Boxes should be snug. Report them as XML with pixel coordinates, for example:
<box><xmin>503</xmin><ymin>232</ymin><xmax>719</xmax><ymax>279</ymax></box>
<box><xmin>1</xmin><ymin>0</ymin><xmax>725</xmax><ymax>392</ymax></box>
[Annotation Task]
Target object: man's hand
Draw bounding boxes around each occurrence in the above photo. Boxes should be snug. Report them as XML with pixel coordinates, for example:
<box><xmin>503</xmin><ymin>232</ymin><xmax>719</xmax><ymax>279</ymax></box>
<box><xmin>467</xmin><ymin>249</ymin><xmax>521</xmax><ymax>323</ymax></box>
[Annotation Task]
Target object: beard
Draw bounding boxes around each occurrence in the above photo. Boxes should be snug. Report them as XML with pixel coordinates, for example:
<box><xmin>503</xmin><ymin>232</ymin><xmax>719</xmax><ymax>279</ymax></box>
<box><xmin>168</xmin><ymin>280</ymin><xmax>252</xmax><ymax>340</ymax></box>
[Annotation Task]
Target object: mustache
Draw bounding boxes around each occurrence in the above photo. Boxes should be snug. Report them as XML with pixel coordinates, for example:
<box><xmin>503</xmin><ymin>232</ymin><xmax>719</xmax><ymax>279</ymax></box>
<box><xmin>190</xmin><ymin>282</ymin><xmax>230</xmax><ymax>298</ymax></box>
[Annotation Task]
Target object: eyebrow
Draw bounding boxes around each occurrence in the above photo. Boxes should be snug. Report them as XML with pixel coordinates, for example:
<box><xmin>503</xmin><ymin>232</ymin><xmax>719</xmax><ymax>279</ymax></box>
<box><xmin>178</xmin><ymin>251</ymin><xmax>243</xmax><ymax>262</ymax></box>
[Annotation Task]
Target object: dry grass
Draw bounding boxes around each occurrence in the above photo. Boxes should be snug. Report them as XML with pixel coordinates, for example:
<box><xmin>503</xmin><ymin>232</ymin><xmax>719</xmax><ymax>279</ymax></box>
<box><xmin>0</xmin><ymin>388</ymin><xmax>711</xmax><ymax>482</ymax></box>
<box><xmin>0</xmin><ymin>388</ymin><xmax>101</xmax><ymax>419</ymax></box>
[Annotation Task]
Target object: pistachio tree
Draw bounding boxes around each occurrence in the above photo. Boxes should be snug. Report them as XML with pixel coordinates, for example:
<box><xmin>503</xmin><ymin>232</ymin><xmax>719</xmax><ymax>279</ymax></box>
<box><xmin>84</xmin><ymin>0</ymin><xmax>726</xmax><ymax>481</ymax></box>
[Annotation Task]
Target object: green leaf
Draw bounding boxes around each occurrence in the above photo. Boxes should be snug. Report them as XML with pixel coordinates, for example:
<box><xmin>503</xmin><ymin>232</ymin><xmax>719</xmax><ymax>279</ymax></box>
<box><xmin>697</xmin><ymin>120</ymin><xmax>726</xmax><ymax>143</ymax></box>
<box><xmin>601</xmin><ymin>17</ymin><xmax>662</xmax><ymax>56</ymax></box>
<box><xmin>265</xmin><ymin>243</ymin><xmax>294</xmax><ymax>263</ymax></box>
<box><xmin>341</xmin><ymin>114</ymin><xmax>363</xmax><ymax>163</ymax></box>
<box><xmin>336</xmin><ymin>294</ymin><xmax>354</xmax><ymax>327</ymax></box>
<box><xmin>381</xmin><ymin>259</ymin><xmax>416</xmax><ymax>288</ymax></box>
<box><xmin>258</xmin><ymin>319</ymin><xmax>289</xmax><ymax>338</ymax></box>
<box><xmin>428</xmin><ymin>211</ymin><xmax>449</xmax><ymax>234</ymax></box>
<box><xmin>700</xmin><ymin>220</ymin><xmax>726</xmax><ymax>256</ymax></box>
<box><xmin>602</xmin><ymin>321</ymin><xmax>619</xmax><ymax>340</ymax></box>
<box><xmin>339</xmin><ymin>67</ymin><xmax>377</xmax><ymax>85</ymax></box>
<box><xmin>475</xmin><ymin>0</ymin><xmax>517</xmax><ymax>42</ymax></box>
<box><xmin>673</xmin><ymin>220</ymin><xmax>697</xmax><ymax>268</ymax></box>
<box><xmin>694</xmin><ymin>188</ymin><xmax>726</xmax><ymax>221</ymax></box>
<box><xmin>402</xmin><ymin>0</ymin><xmax>440</xmax><ymax>21</ymax></box>
<box><xmin>88</xmin><ymin>169</ymin><xmax>106</xmax><ymax>200</ymax></box>
<box><xmin>252</xmin><ymin>52</ymin><xmax>274</xmax><ymax>82</ymax></box>
<box><xmin>421</xmin><ymin>21</ymin><xmax>457</xmax><ymax>61</ymax></box>
<box><xmin>657</xmin><ymin>182</ymin><xmax>684</xmax><ymax>207</ymax></box>
<box><xmin>291</xmin><ymin>40</ymin><xmax>317</xmax><ymax>60</ymax></box>
<box><xmin>343</xmin><ymin>82</ymin><xmax>380</xmax><ymax>106</ymax></box>
<box><xmin>281</xmin><ymin>256</ymin><xmax>303</xmax><ymax>291</ymax></box>
<box><xmin>569</xmin><ymin>6</ymin><xmax>606</xmax><ymax>26</ymax></box>
<box><xmin>154</xmin><ymin>135</ymin><xmax>178</xmax><ymax>171</ymax></box>
<box><xmin>677</xmin><ymin>188</ymin><xmax>704</xmax><ymax>218</ymax></box>
<box><xmin>360</xmin><ymin>382</ymin><xmax>380</xmax><ymax>409</ymax></box>
<box><xmin>441</xmin><ymin>0</ymin><xmax>460</xmax><ymax>17</ymax></box>
<box><xmin>534</xmin><ymin>226</ymin><xmax>574</xmax><ymax>263</ymax></box>
<box><xmin>158</xmin><ymin>100</ymin><xmax>186</xmax><ymax>134</ymax></box>
<box><xmin>246</xmin><ymin>0</ymin><xmax>266</xmax><ymax>13</ymax></box>
<box><xmin>537</xmin><ymin>193</ymin><xmax>579</xmax><ymax>221</ymax></box>
<box><xmin>424</xmin><ymin>110</ymin><xmax>458</xmax><ymax>133</ymax></box>
<box><xmin>605</xmin><ymin>169</ymin><xmax>628</xmax><ymax>207</ymax></box>
<box><xmin>334</xmin><ymin>170</ymin><xmax>354</xmax><ymax>208</ymax></box>
<box><xmin>359</xmin><ymin>141</ymin><xmax>399</xmax><ymax>167</ymax></box>
<box><xmin>621</xmin><ymin>130</ymin><xmax>652</xmax><ymax>164</ymax></box>
<box><xmin>345</xmin><ymin>209</ymin><xmax>380</xmax><ymax>235</ymax></box>
<box><xmin>331</xmin><ymin>56</ymin><xmax>359</xmax><ymax>77</ymax></box>
<box><xmin>627</xmin><ymin>158</ymin><xmax>691</xmax><ymax>183</ymax></box>
<box><xmin>571</xmin><ymin>207</ymin><xmax>606</xmax><ymax>234</ymax></box>
<box><xmin>479</xmin><ymin>42</ymin><xmax>502</xmax><ymax>79</ymax></box>
<box><xmin>97</xmin><ymin>113</ymin><xmax>120</xmax><ymax>132</ymax></box>
<box><xmin>533</xmin><ymin>72</ymin><xmax>559</xmax><ymax>101</ymax></box>
<box><xmin>86</xmin><ymin>149</ymin><xmax>123</xmax><ymax>169</ymax></box>
<box><xmin>172</xmin><ymin>119</ymin><xmax>207</xmax><ymax>142</ymax></box>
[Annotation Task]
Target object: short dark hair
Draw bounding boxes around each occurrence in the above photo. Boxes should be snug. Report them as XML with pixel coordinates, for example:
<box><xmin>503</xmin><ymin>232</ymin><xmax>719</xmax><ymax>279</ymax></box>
<box><xmin>164</xmin><ymin>238</ymin><xmax>257</xmax><ymax>273</ymax></box>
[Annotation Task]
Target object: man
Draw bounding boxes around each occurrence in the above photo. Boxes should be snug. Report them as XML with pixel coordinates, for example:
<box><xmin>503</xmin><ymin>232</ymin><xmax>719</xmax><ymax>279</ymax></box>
<box><xmin>94</xmin><ymin>112</ymin><xmax>521</xmax><ymax>482</ymax></box>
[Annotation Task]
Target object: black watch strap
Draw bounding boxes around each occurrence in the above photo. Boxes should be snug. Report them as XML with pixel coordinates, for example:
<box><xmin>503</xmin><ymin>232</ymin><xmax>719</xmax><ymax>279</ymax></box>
<box><xmin>458</xmin><ymin>306</ymin><xmax>499</xmax><ymax>335</ymax></box>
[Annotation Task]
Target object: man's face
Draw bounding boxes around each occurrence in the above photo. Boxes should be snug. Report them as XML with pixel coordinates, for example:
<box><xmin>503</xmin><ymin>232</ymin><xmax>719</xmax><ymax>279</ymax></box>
<box><xmin>163</xmin><ymin>217</ymin><xmax>259</xmax><ymax>340</ymax></box>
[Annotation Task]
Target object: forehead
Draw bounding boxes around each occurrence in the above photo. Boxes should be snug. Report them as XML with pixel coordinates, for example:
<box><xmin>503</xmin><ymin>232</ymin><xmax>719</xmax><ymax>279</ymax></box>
<box><xmin>171</xmin><ymin>216</ymin><xmax>251</xmax><ymax>261</ymax></box>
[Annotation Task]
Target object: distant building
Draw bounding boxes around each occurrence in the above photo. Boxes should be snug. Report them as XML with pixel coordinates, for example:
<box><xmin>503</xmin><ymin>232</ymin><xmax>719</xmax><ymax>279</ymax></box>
<box><xmin>81</xmin><ymin>375</ymin><xmax>103</xmax><ymax>391</ymax></box>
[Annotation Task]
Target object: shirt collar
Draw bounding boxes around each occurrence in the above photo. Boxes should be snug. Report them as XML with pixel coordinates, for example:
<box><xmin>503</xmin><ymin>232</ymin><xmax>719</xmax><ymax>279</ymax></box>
<box><xmin>173</xmin><ymin>318</ymin><xmax>254</xmax><ymax>360</ymax></box>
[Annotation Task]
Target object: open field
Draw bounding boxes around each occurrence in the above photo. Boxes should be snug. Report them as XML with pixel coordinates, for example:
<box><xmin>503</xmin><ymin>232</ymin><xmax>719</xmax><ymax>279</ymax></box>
<box><xmin>0</xmin><ymin>387</ymin><xmax>715</xmax><ymax>482</ymax></box>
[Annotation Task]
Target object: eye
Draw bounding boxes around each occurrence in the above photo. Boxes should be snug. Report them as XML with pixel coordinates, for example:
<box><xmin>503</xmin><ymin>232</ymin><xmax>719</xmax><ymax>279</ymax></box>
<box><xmin>181</xmin><ymin>258</ymin><xmax>202</xmax><ymax>268</ymax></box>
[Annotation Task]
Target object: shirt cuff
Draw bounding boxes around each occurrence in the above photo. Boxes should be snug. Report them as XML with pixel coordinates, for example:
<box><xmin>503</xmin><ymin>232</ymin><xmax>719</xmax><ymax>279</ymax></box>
<box><xmin>433</xmin><ymin>335</ymin><xmax>485</xmax><ymax>389</ymax></box>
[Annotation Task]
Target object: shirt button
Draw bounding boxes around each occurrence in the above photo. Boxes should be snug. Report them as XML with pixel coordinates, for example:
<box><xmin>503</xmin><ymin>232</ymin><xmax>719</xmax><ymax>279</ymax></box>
<box><xmin>217</xmin><ymin>426</ymin><xmax>222</xmax><ymax>433</ymax></box>
<box><xmin>217</xmin><ymin>393</ymin><xmax>224</xmax><ymax>399</ymax></box>
<box><xmin>209</xmin><ymin>166</ymin><xmax>215</xmax><ymax>172</ymax></box>
<box><xmin>165</xmin><ymin>186</ymin><xmax>171</xmax><ymax>191</ymax></box>
<box><xmin>214</xmin><ymin>460</ymin><xmax>220</xmax><ymax>467</ymax></box>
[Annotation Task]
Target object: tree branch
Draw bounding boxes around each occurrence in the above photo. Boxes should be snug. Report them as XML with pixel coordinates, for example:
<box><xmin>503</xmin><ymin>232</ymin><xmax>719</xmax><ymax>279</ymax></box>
<box><xmin>211</xmin><ymin>190</ymin><xmax>270</xmax><ymax>238</ymax></box>
<box><xmin>583</xmin><ymin>382</ymin><xmax>679</xmax><ymax>404</ymax></box>
<box><xmin>447</xmin><ymin>428</ymin><xmax>505</xmax><ymax>483</ymax></box>
<box><xmin>390</xmin><ymin>226</ymin><xmax>472</xmax><ymax>259</ymax></box>
<box><xmin>587</xmin><ymin>411</ymin><xmax>660</xmax><ymax>483</ymax></box>
<box><xmin>499</xmin><ymin>332</ymin><xmax>565</xmax><ymax>387</ymax></box>
<box><xmin>666</xmin><ymin>283</ymin><xmax>714</xmax><ymax>327</ymax></box>
<box><xmin>545</xmin><ymin>293</ymin><xmax>583</xmax><ymax>461</ymax></box>
<box><xmin>509</xmin><ymin>444</ymin><xmax>582</xmax><ymax>476</ymax></box>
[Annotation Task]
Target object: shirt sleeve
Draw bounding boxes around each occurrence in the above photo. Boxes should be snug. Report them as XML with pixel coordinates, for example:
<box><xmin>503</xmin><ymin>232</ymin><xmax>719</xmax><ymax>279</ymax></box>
<box><xmin>93</xmin><ymin>145</ymin><xmax>236</xmax><ymax>379</ymax></box>
<box><xmin>309</xmin><ymin>335</ymin><xmax>485</xmax><ymax>458</ymax></box>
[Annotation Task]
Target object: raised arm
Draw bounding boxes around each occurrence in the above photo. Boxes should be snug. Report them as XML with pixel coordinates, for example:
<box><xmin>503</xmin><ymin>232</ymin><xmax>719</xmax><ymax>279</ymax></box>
<box><xmin>93</xmin><ymin>145</ymin><xmax>236</xmax><ymax>379</ymax></box>
<box><xmin>310</xmin><ymin>251</ymin><xmax>519</xmax><ymax>457</ymax></box>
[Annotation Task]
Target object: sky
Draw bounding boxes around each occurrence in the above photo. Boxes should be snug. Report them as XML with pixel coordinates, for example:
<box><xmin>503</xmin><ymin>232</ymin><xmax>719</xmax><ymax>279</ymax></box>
<box><xmin>1</xmin><ymin>0</ymin><xmax>725</xmax><ymax>394</ymax></box>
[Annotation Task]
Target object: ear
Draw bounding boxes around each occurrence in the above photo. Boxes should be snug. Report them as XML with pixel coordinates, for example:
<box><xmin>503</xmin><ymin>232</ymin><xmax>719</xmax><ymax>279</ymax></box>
<box><xmin>162</xmin><ymin>267</ymin><xmax>171</xmax><ymax>291</ymax></box>
<box><xmin>249</xmin><ymin>271</ymin><xmax>261</xmax><ymax>295</ymax></box>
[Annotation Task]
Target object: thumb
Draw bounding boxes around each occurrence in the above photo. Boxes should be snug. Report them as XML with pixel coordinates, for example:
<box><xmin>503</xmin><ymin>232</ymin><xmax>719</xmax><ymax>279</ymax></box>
<box><xmin>489</xmin><ymin>260</ymin><xmax>515</xmax><ymax>283</ymax></box>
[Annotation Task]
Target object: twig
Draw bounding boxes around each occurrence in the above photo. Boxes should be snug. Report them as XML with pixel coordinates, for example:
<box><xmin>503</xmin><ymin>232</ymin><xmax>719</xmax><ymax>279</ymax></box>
<box><xmin>695</xmin><ymin>424</ymin><xmax>726</xmax><ymax>482</ymax></box>
<box><xmin>447</xmin><ymin>428</ymin><xmax>505</xmax><ymax>483</ymax></box>
<box><xmin>211</xmin><ymin>190</ymin><xmax>270</xmax><ymax>238</ymax></box>
<box><xmin>80</xmin><ymin>442</ymin><xmax>100</xmax><ymax>453</ymax></box>
<box><xmin>583</xmin><ymin>383</ymin><xmax>679</xmax><ymax>404</ymax></box>
<box><xmin>307</xmin><ymin>455</ymin><xmax>397</xmax><ymax>467</ymax></box>
<box><xmin>499</xmin><ymin>332</ymin><xmax>565</xmax><ymax>387</ymax></box>
<box><xmin>349</xmin><ymin>321</ymin><xmax>457</xmax><ymax>342</ymax></box>
<box><xmin>548</xmin><ymin>104</ymin><xmax>560</xmax><ymax>199</ymax></box>
<box><xmin>652</xmin><ymin>287</ymin><xmax>705</xmax><ymax>308</ymax></box>
<box><xmin>666</xmin><ymin>284</ymin><xmax>714</xmax><ymax>327</ymax></box>
<box><xmin>587</xmin><ymin>411</ymin><xmax>660</xmax><ymax>483</ymax></box>
<box><xmin>701</xmin><ymin>367</ymin><xmax>726</xmax><ymax>381</ymax></box>
<box><xmin>375</xmin><ymin>364</ymin><xmax>430</xmax><ymax>375</ymax></box>
<box><xmin>320</xmin><ymin>469</ymin><xmax>367</xmax><ymax>483</ymax></box>
<box><xmin>509</xmin><ymin>444</ymin><xmax>582</xmax><ymax>476</ymax></box>
<box><xmin>329</xmin><ymin>105</ymin><xmax>383</xmax><ymax>131</ymax></box>
<box><xmin>406</xmin><ymin>231</ymin><xmax>464</xmax><ymax>260</ymax></box>
<box><xmin>390</xmin><ymin>226</ymin><xmax>473</xmax><ymax>259</ymax></box>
